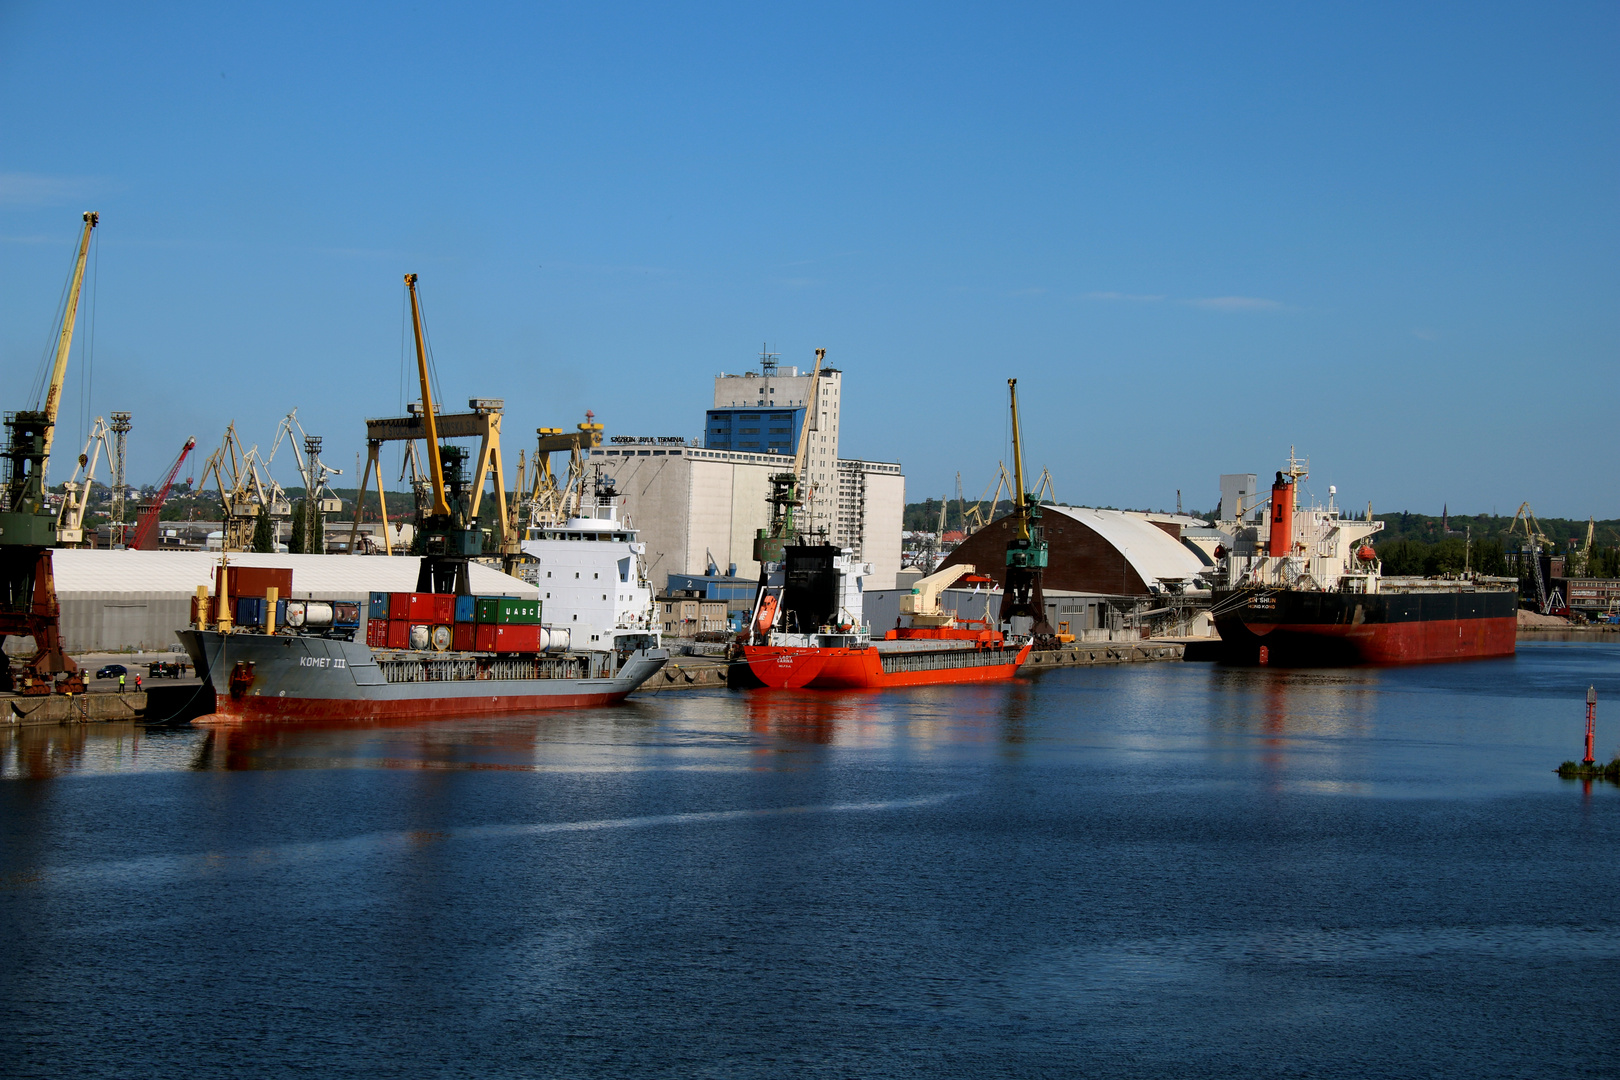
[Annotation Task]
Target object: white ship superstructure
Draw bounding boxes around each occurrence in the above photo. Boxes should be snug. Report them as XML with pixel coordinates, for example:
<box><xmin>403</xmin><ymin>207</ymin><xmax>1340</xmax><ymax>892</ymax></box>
<box><xmin>518</xmin><ymin>480</ymin><xmax>657</xmax><ymax>651</ymax></box>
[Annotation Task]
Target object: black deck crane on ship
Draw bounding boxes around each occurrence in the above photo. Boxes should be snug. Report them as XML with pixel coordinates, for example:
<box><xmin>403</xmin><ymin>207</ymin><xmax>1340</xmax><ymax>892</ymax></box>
<box><xmin>0</xmin><ymin>212</ymin><xmax>97</xmax><ymax>693</ymax></box>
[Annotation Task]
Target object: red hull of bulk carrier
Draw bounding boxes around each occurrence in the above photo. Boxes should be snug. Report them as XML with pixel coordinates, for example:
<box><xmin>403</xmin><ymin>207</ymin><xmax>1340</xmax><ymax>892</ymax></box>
<box><xmin>743</xmin><ymin>642</ymin><xmax>1032</xmax><ymax>690</ymax></box>
<box><xmin>1232</xmin><ymin>617</ymin><xmax>1517</xmax><ymax>665</ymax></box>
<box><xmin>1212</xmin><ymin>587</ymin><xmax>1517</xmax><ymax>666</ymax></box>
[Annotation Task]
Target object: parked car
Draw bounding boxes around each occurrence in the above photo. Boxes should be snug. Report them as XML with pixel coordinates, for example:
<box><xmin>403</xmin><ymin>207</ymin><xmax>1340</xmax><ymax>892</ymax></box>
<box><xmin>95</xmin><ymin>664</ymin><xmax>127</xmax><ymax>680</ymax></box>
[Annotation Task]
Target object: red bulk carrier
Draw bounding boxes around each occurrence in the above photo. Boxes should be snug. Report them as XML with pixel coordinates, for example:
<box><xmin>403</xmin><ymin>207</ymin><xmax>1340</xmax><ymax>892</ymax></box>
<box><xmin>1210</xmin><ymin>452</ymin><xmax>1517</xmax><ymax>665</ymax></box>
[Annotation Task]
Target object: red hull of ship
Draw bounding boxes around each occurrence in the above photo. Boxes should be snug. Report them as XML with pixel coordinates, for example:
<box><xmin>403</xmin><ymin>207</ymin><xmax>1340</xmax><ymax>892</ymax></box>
<box><xmin>199</xmin><ymin>690</ymin><xmax>630</xmax><ymax>724</ymax></box>
<box><xmin>1227</xmin><ymin>616</ymin><xmax>1516</xmax><ymax>665</ymax></box>
<box><xmin>743</xmin><ymin>643</ymin><xmax>1032</xmax><ymax>690</ymax></box>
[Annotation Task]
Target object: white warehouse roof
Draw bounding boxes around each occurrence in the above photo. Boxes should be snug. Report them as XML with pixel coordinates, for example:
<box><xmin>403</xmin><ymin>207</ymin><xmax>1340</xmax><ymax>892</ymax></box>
<box><xmin>50</xmin><ymin>550</ymin><xmax>538</xmax><ymax>600</ymax></box>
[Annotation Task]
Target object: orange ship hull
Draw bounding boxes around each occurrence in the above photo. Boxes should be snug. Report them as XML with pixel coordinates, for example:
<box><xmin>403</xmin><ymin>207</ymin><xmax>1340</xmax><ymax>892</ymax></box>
<box><xmin>742</xmin><ymin>642</ymin><xmax>1032</xmax><ymax>690</ymax></box>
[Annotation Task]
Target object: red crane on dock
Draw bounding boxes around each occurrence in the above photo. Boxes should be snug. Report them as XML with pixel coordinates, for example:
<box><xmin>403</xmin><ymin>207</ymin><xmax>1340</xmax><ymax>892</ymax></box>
<box><xmin>132</xmin><ymin>437</ymin><xmax>197</xmax><ymax>550</ymax></box>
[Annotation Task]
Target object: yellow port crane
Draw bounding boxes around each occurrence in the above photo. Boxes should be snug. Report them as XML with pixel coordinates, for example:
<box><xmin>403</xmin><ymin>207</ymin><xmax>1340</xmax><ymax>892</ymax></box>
<box><xmin>0</xmin><ymin>211</ymin><xmax>98</xmax><ymax>693</ymax></box>
<box><xmin>1509</xmin><ymin>502</ymin><xmax>1553</xmax><ymax>614</ymax></box>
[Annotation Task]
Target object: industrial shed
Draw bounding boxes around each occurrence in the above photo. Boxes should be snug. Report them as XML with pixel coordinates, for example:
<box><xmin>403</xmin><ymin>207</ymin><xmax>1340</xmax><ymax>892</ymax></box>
<box><xmin>30</xmin><ymin>551</ymin><xmax>539</xmax><ymax>654</ymax></box>
<box><xmin>940</xmin><ymin>506</ymin><xmax>1211</xmax><ymax>596</ymax></box>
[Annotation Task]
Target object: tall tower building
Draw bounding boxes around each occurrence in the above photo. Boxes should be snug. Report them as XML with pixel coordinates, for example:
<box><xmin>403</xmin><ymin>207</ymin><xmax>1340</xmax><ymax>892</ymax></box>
<box><xmin>706</xmin><ymin>348</ymin><xmax>842</xmax><ymax>540</ymax></box>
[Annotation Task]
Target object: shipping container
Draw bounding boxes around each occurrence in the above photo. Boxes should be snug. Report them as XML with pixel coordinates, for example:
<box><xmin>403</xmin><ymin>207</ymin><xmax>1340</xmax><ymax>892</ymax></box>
<box><xmin>389</xmin><ymin>593</ymin><xmax>414</xmax><ymax>621</ymax></box>
<box><xmin>492</xmin><ymin>623</ymin><xmax>543</xmax><ymax>652</ymax></box>
<box><xmin>454</xmin><ymin>595</ymin><xmax>477</xmax><ymax>623</ymax></box>
<box><xmin>221</xmin><ymin>566</ymin><xmax>293</xmax><ymax>602</ymax></box>
<box><xmin>474</xmin><ymin>597</ymin><xmax>542</xmax><ymax>625</ymax></box>
<box><xmin>369</xmin><ymin>592</ymin><xmax>390</xmax><ymax>620</ymax></box>
<box><xmin>403</xmin><ymin>592</ymin><xmax>455</xmax><ymax>622</ymax></box>
<box><xmin>474</xmin><ymin>623</ymin><xmax>499</xmax><ymax>652</ymax></box>
<box><xmin>386</xmin><ymin>620</ymin><xmax>410</xmax><ymax>650</ymax></box>
<box><xmin>452</xmin><ymin>621</ymin><xmax>475</xmax><ymax>652</ymax></box>
<box><xmin>366</xmin><ymin>620</ymin><xmax>389</xmax><ymax>648</ymax></box>
<box><xmin>235</xmin><ymin>597</ymin><xmax>265</xmax><ymax>628</ymax></box>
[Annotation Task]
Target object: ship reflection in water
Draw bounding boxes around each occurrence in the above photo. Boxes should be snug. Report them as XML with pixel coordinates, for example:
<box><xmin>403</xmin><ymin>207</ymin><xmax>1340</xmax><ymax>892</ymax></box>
<box><xmin>2</xmin><ymin>644</ymin><xmax>1618</xmax><ymax>1078</ymax></box>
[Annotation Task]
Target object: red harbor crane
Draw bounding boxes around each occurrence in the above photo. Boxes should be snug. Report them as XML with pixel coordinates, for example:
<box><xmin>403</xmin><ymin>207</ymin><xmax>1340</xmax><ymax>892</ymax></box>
<box><xmin>132</xmin><ymin>437</ymin><xmax>197</xmax><ymax>550</ymax></box>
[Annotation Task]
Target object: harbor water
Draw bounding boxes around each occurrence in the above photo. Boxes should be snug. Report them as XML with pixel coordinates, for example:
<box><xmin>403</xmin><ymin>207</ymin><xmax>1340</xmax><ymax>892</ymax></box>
<box><xmin>3</xmin><ymin>643</ymin><xmax>1618</xmax><ymax>1077</ymax></box>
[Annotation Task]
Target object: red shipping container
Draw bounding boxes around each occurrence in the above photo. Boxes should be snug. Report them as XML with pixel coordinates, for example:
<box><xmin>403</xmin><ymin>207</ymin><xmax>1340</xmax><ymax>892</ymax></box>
<box><xmin>366</xmin><ymin>620</ymin><xmax>389</xmax><ymax>648</ymax></box>
<box><xmin>494</xmin><ymin>623</ymin><xmax>542</xmax><ymax>653</ymax></box>
<box><xmin>404</xmin><ymin>593</ymin><xmax>456</xmax><ymax>622</ymax></box>
<box><xmin>230</xmin><ymin>567</ymin><xmax>293</xmax><ymax>600</ymax></box>
<box><xmin>474</xmin><ymin>623</ymin><xmax>499</xmax><ymax>653</ymax></box>
<box><xmin>389</xmin><ymin>592</ymin><xmax>414</xmax><ymax>621</ymax></box>
<box><xmin>452</xmin><ymin>622</ymin><xmax>475</xmax><ymax>652</ymax></box>
<box><xmin>386</xmin><ymin>620</ymin><xmax>411</xmax><ymax>650</ymax></box>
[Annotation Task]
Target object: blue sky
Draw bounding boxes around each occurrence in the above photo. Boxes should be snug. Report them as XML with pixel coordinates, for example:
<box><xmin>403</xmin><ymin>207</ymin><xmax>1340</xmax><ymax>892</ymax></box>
<box><xmin>2</xmin><ymin>3</ymin><xmax>1615</xmax><ymax>517</ymax></box>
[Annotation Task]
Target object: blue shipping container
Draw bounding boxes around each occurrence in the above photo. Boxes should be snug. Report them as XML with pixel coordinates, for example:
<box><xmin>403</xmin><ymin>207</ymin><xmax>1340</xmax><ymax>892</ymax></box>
<box><xmin>369</xmin><ymin>591</ymin><xmax>390</xmax><ymax>620</ymax></box>
<box><xmin>235</xmin><ymin>597</ymin><xmax>265</xmax><ymax>628</ymax></box>
<box><xmin>454</xmin><ymin>595</ymin><xmax>478</xmax><ymax>624</ymax></box>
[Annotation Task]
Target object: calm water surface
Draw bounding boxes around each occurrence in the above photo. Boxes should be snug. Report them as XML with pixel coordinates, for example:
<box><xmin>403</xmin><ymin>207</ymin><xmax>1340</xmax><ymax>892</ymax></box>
<box><xmin>3</xmin><ymin>643</ymin><xmax>1618</xmax><ymax>1078</ymax></box>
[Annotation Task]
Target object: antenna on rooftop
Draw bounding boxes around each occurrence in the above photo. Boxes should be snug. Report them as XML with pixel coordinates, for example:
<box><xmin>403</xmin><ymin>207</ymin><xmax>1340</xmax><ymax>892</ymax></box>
<box><xmin>759</xmin><ymin>342</ymin><xmax>779</xmax><ymax>378</ymax></box>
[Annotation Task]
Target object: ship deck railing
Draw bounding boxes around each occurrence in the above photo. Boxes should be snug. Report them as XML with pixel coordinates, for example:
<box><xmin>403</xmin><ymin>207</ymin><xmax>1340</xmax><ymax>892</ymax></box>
<box><xmin>378</xmin><ymin>654</ymin><xmax>611</xmax><ymax>683</ymax></box>
<box><xmin>879</xmin><ymin>646</ymin><xmax>1026</xmax><ymax>676</ymax></box>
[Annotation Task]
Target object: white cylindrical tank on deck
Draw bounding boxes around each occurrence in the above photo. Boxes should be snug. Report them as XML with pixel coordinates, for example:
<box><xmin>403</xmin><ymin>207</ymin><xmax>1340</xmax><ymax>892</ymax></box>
<box><xmin>285</xmin><ymin>600</ymin><xmax>335</xmax><ymax>628</ymax></box>
<box><xmin>409</xmin><ymin>624</ymin><xmax>430</xmax><ymax>650</ymax></box>
<box><xmin>539</xmin><ymin>627</ymin><xmax>570</xmax><ymax>653</ymax></box>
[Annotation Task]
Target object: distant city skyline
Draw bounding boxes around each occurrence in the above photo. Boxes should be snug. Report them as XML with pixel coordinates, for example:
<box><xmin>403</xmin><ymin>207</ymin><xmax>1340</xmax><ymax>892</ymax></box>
<box><xmin>2</xmin><ymin>3</ymin><xmax>1614</xmax><ymax>517</ymax></box>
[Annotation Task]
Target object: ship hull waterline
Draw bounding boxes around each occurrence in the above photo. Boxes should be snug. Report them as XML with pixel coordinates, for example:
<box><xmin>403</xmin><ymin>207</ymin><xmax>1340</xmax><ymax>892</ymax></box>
<box><xmin>741</xmin><ymin>642</ymin><xmax>1033</xmax><ymax>690</ymax></box>
<box><xmin>180</xmin><ymin>629</ymin><xmax>669</xmax><ymax>723</ymax></box>
<box><xmin>1211</xmin><ymin>588</ymin><xmax>1517</xmax><ymax>666</ymax></box>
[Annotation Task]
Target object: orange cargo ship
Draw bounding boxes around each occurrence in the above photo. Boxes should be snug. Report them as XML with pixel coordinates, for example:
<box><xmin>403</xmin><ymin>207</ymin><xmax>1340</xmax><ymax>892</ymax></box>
<box><xmin>739</xmin><ymin>546</ymin><xmax>1031</xmax><ymax>690</ymax></box>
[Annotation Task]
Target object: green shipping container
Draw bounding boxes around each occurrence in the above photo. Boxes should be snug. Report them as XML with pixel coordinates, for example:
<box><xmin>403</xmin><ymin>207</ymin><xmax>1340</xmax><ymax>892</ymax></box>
<box><xmin>473</xmin><ymin>596</ymin><xmax>542</xmax><ymax>625</ymax></box>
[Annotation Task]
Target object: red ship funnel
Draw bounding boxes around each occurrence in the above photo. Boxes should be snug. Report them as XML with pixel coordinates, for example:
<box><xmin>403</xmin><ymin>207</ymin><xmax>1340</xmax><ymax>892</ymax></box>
<box><xmin>1268</xmin><ymin>471</ymin><xmax>1293</xmax><ymax>556</ymax></box>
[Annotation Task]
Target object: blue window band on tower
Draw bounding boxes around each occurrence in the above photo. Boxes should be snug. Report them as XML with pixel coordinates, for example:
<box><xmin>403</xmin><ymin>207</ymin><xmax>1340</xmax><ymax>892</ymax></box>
<box><xmin>704</xmin><ymin>407</ymin><xmax>805</xmax><ymax>454</ymax></box>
